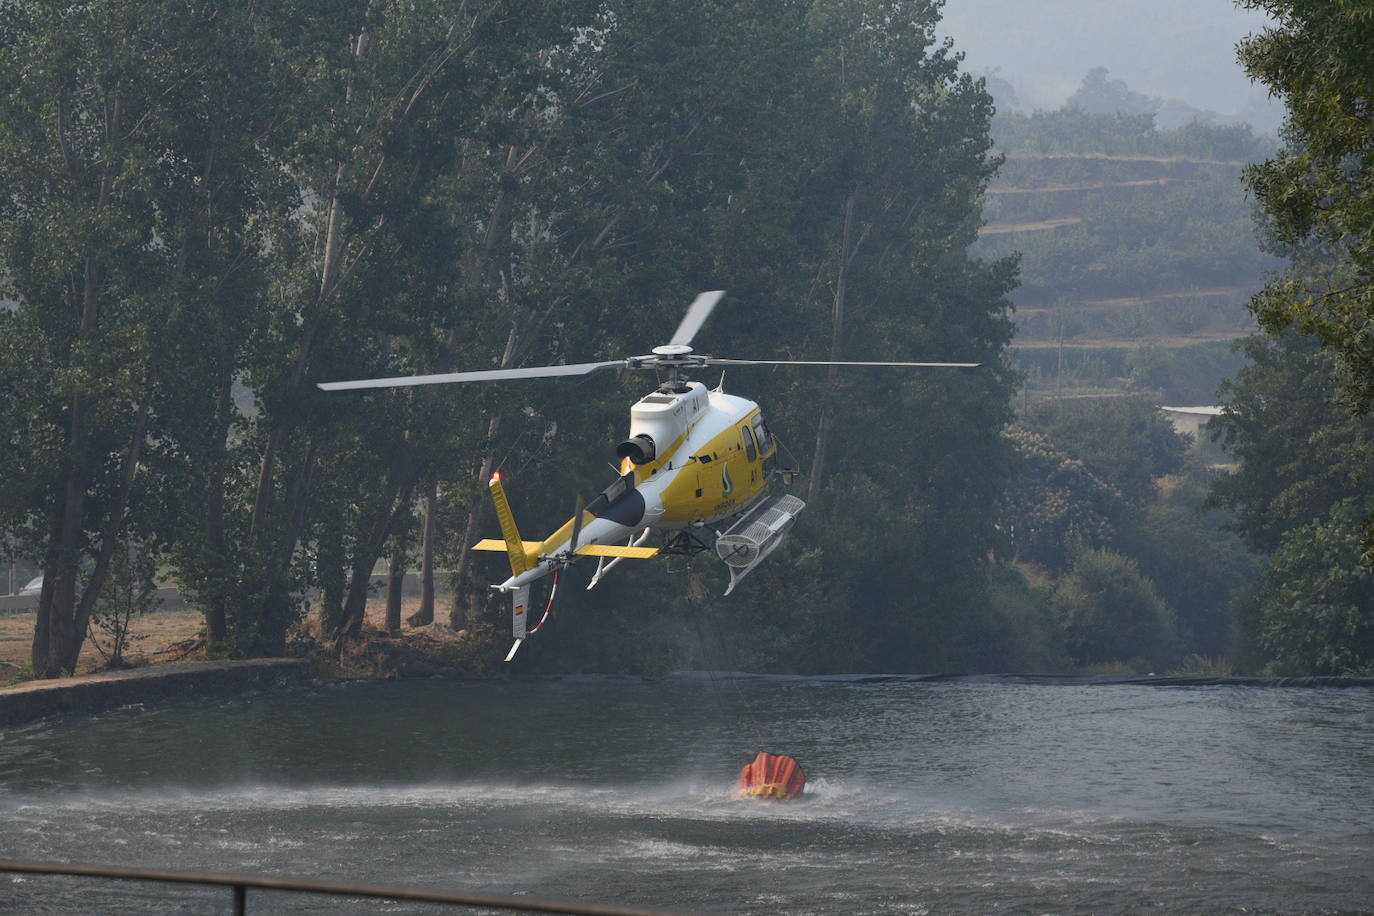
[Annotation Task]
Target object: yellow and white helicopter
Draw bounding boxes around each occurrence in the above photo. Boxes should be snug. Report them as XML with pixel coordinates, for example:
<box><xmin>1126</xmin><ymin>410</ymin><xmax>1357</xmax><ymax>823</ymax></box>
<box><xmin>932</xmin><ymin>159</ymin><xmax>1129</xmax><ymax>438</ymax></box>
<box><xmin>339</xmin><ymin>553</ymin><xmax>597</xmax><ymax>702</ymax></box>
<box><xmin>320</xmin><ymin>291</ymin><xmax>979</xmax><ymax>660</ymax></box>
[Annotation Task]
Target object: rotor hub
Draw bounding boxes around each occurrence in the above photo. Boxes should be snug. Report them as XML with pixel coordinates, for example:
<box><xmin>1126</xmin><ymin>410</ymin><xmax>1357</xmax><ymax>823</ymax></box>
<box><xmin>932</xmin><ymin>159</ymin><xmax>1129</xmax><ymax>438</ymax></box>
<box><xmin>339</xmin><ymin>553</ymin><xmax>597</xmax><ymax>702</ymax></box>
<box><xmin>649</xmin><ymin>344</ymin><xmax>700</xmax><ymax>391</ymax></box>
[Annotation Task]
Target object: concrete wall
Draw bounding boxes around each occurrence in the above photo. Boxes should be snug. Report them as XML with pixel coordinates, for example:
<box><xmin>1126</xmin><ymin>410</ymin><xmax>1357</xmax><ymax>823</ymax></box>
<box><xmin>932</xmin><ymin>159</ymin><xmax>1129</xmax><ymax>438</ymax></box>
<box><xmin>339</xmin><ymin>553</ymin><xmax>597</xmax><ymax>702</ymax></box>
<box><xmin>0</xmin><ymin>585</ymin><xmax>184</xmax><ymax>616</ymax></box>
<box><xmin>1</xmin><ymin>574</ymin><xmax>450</xmax><ymax>615</ymax></box>
<box><xmin>0</xmin><ymin>658</ymin><xmax>312</xmax><ymax>726</ymax></box>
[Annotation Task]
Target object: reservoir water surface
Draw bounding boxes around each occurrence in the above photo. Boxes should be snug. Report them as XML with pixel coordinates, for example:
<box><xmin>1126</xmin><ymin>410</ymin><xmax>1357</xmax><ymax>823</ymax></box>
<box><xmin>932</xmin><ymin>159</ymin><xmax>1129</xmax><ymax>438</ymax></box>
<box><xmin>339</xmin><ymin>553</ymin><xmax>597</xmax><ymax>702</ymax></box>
<box><xmin>1</xmin><ymin>675</ymin><xmax>1371</xmax><ymax>913</ymax></box>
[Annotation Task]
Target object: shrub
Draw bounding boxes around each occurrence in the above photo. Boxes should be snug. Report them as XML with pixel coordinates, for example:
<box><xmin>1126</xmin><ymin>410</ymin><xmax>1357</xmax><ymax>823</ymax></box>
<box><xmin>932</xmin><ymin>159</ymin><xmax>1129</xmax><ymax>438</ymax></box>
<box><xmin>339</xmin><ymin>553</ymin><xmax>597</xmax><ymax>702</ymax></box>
<box><xmin>1052</xmin><ymin>546</ymin><xmax>1178</xmax><ymax>670</ymax></box>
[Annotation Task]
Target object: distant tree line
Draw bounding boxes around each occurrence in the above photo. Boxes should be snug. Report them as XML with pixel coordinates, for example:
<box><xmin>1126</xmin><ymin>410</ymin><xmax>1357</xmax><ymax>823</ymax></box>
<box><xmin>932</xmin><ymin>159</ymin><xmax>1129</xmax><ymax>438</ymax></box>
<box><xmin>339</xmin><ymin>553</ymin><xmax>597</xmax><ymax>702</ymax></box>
<box><xmin>993</xmin><ymin>107</ymin><xmax>1275</xmax><ymax>163</ymax></box>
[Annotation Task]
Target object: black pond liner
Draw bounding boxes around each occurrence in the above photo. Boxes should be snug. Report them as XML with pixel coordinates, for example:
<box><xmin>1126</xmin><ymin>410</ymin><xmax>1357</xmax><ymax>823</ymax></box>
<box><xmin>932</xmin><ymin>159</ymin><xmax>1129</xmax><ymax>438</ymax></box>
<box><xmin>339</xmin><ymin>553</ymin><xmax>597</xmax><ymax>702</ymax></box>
<box><xmin>662</xmin><ymin>671</ymin><xmax>1374</xmax><ymax>689</ymax></box>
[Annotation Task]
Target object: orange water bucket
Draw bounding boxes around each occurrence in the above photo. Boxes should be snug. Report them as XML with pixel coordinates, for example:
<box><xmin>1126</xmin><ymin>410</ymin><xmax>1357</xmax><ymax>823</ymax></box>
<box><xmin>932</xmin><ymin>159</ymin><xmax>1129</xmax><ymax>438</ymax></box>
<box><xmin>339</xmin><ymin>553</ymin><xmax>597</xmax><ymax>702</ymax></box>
<box><xmin>738</xmin><ymin>752</ymin><xmax>805</xmax><ymax>801</ymax></box>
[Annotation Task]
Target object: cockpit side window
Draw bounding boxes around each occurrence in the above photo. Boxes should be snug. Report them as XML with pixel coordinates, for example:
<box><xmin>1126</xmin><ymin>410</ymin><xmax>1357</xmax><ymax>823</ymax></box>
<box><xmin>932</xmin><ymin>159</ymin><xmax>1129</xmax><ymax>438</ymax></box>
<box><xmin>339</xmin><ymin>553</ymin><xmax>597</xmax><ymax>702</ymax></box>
<box><xmin>742</xmin><ymin>425</ymin><xmax>758</xmax><ymax>462</ymax></box>
<box><xmin>751</xmin><ymin>414</ymin><xmax>773</xmax><ymax>454</ymax></box>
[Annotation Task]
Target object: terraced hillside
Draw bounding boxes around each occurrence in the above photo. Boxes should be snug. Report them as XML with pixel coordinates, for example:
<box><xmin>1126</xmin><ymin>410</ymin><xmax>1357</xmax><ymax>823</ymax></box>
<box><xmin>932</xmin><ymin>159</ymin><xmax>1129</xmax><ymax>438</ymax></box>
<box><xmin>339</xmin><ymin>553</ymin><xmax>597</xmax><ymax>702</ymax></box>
<box><xmin>977</xmin><ymin>110</ymin><xmax>1280</xmax><ymax>404</ymax></box>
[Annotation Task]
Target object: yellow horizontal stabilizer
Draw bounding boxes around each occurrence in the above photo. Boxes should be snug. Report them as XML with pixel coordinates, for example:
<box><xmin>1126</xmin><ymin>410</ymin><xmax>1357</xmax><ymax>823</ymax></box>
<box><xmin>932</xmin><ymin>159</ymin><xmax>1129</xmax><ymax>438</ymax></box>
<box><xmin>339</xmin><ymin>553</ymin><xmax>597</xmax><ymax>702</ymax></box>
<box><xmin>473</xmin><ymin>539</ymin><xmax>543</xmax><ymax>552</ymax></box>
<box><xmin>574</xmin><ymin>544</ymin><xmax>661</xmax><ymax>559</ymax></box>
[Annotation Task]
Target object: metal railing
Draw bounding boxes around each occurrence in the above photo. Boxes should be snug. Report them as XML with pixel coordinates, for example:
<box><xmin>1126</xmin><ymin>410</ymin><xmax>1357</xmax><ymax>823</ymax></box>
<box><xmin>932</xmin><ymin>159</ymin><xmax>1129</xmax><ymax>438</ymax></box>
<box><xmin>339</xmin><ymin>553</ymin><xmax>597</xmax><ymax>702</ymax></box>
<box><xmin>0</xmin><ymin>859</ymin><xmax>689</xmax><ymax>915</ymax></box>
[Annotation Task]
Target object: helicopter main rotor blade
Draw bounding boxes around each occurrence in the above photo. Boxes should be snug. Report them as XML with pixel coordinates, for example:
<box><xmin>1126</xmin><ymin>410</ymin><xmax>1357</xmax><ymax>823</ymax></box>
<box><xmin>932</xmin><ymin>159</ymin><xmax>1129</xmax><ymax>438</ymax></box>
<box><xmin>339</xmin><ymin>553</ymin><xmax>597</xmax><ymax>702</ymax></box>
<box><xmin>317</xmin><ymin>360</ymin><xmax>626</xmax><ymax>391</ymax></box>
<box><xmin>668</xmin><ymin>290</ymin><xmax>725</xmax><ymax>347</ymax></box>
<box><xmin>703</xmin><ymin>358</ymin><xmax>983</xmax><ymax>369</ymax></box>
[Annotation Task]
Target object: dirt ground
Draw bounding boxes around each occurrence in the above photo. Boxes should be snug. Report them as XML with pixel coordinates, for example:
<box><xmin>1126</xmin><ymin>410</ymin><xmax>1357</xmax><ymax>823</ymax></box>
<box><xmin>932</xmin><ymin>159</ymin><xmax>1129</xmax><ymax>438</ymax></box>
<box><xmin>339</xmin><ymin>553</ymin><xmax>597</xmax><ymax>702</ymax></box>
<box><xmin>1012</xmin><ymin>329</ymin><xmax>1251</xmax><ymax>349</ymax></box>
<box><xmin>0</xmin><ymin>596</ymin><xmax>437</xmax><ymax>682</ymax></box>
<box><xmin>978</xmin><ymin>216</ymin><xmax>1083</xmax><ymax>236</ymax></box>
<box><xmin>0</xmin><ymin>608</ymin><xmax>204</xmax><ymax>679</ymax></box>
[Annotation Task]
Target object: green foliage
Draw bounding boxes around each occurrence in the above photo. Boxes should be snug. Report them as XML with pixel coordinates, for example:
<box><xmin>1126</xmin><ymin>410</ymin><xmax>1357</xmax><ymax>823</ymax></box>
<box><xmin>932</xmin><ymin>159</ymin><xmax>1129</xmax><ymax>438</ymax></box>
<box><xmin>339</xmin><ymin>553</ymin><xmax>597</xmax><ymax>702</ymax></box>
<box><xmin>1208</xmin><ymin>333</ymin><xmax>1374</xmax><ymax>675</ymax></box>
<box><xmin>0</xmin><ymin>0</ymin><xmax>209</xmax><ymax>675</ymax></box>
<box><xmin>1004</xmin><ymin>396</ymin><xmax>1257</xmax><ymax>669</ymax></box>
<box><xmin>1051</xmin><ymin>546</ymin><xmax>1178</xmax><ymax>670</ymax></box>
<box><xmin>1251</xmin><ymin>501</ymin><xmax>1374</xmax><ymax>676</ymax></box>
<box><xmin>5</xmin><ymin>662</ymin><xmax>37</xmax><ymax>685</ymax></box>
<box><xmin>1237</xmin><ymin>3</ymin><xmax>1374</xmax><ymax>413</ymax></box>
<box><xmin>1001</xmin><ymin>425</ymin><xmax>1123</xmax><ymax>571</ymax></box>
<box><xmin>1208</xmin><ymin>331</ymin><xmax>1374</xmax><ymax>552</ymax></box>
<box><xmin>979</xmin><ymin>563</ymin><xmax>1068</xmax><ymax>672</ymax></box>
<box><xmin>1117</xmin><ymin>485</ymin><xmax>1259</xmax><ymax>658</ymax></box>
<box><xmin>1023</xmin><ymin>397</ymin><xmax>1189</xmax><ymax>507</ymax></box>
<box><xmin>1002</xmin><ymin>396</ymin><xmax>1190</xmax><ymax>570</ymax></box>
<box><xmin>1235</xmin><ymin>0</ymin><xmax>1374</xmax><ymax>586</ymax></box>
<box><xmin>1181</xmin><ymin>3</ymin><xmax>1374</xmax><ymax>676</ymax></box>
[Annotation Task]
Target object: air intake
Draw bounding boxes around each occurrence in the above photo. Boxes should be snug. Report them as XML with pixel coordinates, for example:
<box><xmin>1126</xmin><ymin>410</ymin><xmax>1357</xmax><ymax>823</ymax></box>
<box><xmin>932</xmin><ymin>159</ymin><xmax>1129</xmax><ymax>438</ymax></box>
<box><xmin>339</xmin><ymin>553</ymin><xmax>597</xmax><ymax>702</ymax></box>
<box><xmin>615</xmin><ymin>434</ymin><xmax>656</xmax><ymax>464</ymax></box>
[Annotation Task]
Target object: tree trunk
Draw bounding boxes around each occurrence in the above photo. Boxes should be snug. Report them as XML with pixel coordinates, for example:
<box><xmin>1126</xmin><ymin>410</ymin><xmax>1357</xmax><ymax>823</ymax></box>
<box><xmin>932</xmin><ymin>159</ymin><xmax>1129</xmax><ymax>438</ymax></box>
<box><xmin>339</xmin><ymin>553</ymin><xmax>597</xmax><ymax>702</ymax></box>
<box><xmin>248</xmin><ymin>21</ymin><xmax>371</xmax><ymax>560</ymax></box>
<box><xmin>235</xmin><ymin>439</ymin><xmax>319</xmax><ymax>656</ymax></box>
<box><xmin>35</xmin><ymin>157</ymin><xmax>117</xmax><ymax>679</ymax></box>
<box><xmin>385</xmin><ymin>543</ymin><xmax>406</xmax><ymax>634</ymax></box>
<box><xmin>30</xmin><ymin>518</ymin><xmax>59</xmax><ymax>675</ymax></box>
<box><xmin>203</xmin><ymin>368</ymin><xmax>235</xmax><ymax>646</ymax></box>
<box><xmin>45</xmin><ymin>453</ymin><xmax>88</xmax><ymax>677</ymax></box>
<box><xmin>338</xmin><ymin>557</ymin><xmax>377</xmax><ymax>643</ymax></box>
<box><xmin>63</xmin><ymin>396</ymin><xmax>151</xmax><ymax>674</ymax></box>
<box><xmin>408</xmin><ymin>479</ymin><xmax>437</xmax><ymax>627</ymax></box>
<box><xmin>808</xmin><ymin>190</ymin><xmax>858</xmax><ymax>505</ymax></box>
<box><xmin>337</xmin><ymin>479</ymin><xmax>416</xmax><ymax>641</ymax></box>
<box><xmin>446</xmin><ymin>505</ymin><xmax>481</xmax><ymax>632</ymax></box>
<box><xmin>447</xmin><ymin>426</ymin><xmax>504</xmax><ymax>630</ymax></box>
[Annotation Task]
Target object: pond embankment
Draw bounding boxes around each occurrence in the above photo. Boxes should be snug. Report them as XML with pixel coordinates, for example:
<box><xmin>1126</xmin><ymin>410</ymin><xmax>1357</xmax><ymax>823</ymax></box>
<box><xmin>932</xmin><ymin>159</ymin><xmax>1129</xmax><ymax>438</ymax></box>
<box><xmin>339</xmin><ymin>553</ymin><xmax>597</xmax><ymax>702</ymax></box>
<box><xmin>0</xmin><ymin>658</ymin><xmax>311</xmax><ymax>726</ymax></box>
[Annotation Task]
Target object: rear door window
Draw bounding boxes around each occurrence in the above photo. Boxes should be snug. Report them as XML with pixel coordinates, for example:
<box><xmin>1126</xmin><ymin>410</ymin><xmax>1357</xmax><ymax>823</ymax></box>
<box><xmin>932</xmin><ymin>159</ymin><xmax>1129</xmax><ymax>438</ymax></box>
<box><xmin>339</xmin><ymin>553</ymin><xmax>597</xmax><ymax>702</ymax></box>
<box><xmin>742</xmin><ymin>425</ymin><xmax>758</xmax><ymax>462</ymax></box>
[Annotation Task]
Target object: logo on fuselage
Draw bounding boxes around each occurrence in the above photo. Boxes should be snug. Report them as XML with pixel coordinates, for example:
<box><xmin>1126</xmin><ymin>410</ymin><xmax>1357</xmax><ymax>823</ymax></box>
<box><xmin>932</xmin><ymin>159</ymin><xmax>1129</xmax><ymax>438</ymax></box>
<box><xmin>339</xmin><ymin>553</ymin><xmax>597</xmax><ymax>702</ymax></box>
<box><xmin>722</xmin><ymin>464</ymin><xmax>734</xmax><ymax>497</ymax></box>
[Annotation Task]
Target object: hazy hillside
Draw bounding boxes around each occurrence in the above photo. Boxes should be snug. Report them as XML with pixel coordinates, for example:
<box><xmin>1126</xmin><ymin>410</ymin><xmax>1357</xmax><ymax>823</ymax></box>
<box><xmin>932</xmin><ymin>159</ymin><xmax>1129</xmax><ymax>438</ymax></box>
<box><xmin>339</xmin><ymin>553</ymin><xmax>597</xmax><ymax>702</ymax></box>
<box><xmin>977</xmin><ymin>103</ymin><xmax>1280</xmax><ymax>404</ymax></box>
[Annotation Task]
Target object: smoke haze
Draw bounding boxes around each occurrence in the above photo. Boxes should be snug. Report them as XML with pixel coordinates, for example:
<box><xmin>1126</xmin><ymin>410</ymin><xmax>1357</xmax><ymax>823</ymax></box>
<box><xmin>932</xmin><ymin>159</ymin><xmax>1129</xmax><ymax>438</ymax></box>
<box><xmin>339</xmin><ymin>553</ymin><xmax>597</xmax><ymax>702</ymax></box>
<box><xmin>939</xmin><ymin>0</ymin><xmax>1283</xmax><ymax>132</ymax></box>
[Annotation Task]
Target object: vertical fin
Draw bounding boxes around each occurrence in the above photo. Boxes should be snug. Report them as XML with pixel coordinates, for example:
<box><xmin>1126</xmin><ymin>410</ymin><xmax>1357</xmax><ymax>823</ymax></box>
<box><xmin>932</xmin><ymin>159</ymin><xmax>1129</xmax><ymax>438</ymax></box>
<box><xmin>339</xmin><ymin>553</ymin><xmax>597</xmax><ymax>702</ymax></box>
<box><xmin>488</xmin><ymin>472</ymin><xmax>531</xmax><ymax>575</ymax></box>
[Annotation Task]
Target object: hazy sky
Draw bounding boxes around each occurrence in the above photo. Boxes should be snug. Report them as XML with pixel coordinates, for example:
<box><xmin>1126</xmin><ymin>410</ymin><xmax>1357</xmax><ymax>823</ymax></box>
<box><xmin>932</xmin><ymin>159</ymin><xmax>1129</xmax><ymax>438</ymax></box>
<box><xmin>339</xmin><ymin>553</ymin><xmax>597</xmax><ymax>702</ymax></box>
<box><xmin>938</xmin><ymin>0</ymin><xmax>1283</xmax><ymax>131</ymax></box>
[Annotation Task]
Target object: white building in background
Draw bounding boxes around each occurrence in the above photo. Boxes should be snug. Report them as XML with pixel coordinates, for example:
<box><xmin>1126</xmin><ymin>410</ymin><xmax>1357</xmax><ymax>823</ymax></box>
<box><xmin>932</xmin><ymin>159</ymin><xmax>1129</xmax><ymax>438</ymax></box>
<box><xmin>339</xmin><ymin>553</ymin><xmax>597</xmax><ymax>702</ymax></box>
<box><xmin>1159</xmin><ymin>405</ymin><xmax>1224</xmax><ymax>443</ymax></box>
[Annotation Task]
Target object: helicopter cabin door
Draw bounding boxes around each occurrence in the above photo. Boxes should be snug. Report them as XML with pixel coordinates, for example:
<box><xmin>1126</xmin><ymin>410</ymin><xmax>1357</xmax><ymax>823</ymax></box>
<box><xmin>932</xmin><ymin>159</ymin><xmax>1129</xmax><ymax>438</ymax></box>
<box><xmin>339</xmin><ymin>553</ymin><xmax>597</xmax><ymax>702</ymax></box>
<box><xmin>741</xmin><ymin>422</ymin><xmax>759</xmax><ymax>489</ymax></box>
<box><xmin>751</xmin><ymin>412</ymin><xmax>777</xmax><ymax>477</ymax></box>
